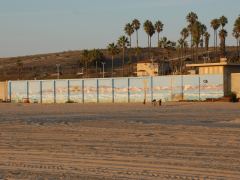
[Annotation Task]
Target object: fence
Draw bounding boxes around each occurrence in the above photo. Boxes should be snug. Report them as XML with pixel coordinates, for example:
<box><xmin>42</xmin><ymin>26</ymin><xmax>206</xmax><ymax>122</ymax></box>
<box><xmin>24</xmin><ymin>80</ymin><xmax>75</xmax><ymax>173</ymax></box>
<box><xmin>7</xmin><ymin>74</ymin><xmax>224</xmax><ymax>104</ymax></box>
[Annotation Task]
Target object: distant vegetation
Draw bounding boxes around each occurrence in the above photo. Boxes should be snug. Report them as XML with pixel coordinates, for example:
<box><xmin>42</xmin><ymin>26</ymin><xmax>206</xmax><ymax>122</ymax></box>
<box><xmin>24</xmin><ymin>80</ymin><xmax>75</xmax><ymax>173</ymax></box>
<box><xmin>0</xmin><ymin>13</ymin><xmax>239</xmax><ymax>81</ymax></box>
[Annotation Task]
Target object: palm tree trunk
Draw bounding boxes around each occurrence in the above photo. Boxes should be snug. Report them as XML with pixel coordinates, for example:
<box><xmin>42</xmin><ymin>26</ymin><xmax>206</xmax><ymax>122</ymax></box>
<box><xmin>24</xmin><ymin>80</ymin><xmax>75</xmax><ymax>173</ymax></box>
<box><xmin>216</xmin><ymin>31</ymin><xmax>218</xmax><ymax>58</ymax></box>
<box><xmin>150</xmin><ymin>36</ymin><xmax>152</xmax><ymax>49</ymax></box>
<box><xmin>237</xmin><ymin>38</ymin><xmax>239</xmax><ymax>58</ymax></box>
<box><xmin>136</xmin><ymin>30</ymin><xmax>139</xmax><ymax>48</ymax></box>
<box><xmin>214</xmin><ymin>30</ymin><xmax>216</xmax><ymax>62</ymax></box>
<box><xmin>122</xmin><ymin>47</ymin><xmax>125</xmax><ymax>76</ymax></box>
<box><xmin>129</xmin><ymin>35</ymin><xmax>132</xmax><ymax>48</ymax></box>
<box><xmin>196</xmin><ymin>45</ymin><xmax>199</xmax><ymax>63</ymax></box>
<box><xmin>157</xmin><ymin>33</ymin><xmax>160</xmax><ymax>47</ymax></box>
<box><xmin>147</xmin><ymin>35</ymin><xmax>149</xmax><ymax>48</ymax></box>
<box><xmin>112</xmin><ymin>55</ymin><xmax>114</xmax><ymax>77</ymax></box>
<box><xmin>190</xmin><ymin>34</ymin><xmax>193</xmax><ymax>61</ymax></box>
<box><xmin>180</xmin><ymin>48</ymin><xmax>183</xmax><ymax>74</ymax></box>
<box><xmin>85</xmin><ymin>62</ymin><xmax>88</xmax><ymax>78</ymax></box>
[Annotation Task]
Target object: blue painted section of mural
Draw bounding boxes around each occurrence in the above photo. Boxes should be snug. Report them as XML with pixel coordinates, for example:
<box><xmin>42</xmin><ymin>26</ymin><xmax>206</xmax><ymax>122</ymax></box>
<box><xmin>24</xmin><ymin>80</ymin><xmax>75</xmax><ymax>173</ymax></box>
<box><xmin>8</xmin><ymin>75</ymin><xmax>224</xmax><ymax>103</ymax></box>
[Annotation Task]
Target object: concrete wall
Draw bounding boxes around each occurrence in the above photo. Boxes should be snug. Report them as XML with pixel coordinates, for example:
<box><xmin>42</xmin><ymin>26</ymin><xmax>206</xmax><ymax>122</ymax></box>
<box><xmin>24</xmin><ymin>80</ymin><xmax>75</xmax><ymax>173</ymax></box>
<box><xmin>8</xmin><ymin>75</ymin><xmax>224</xmax><ymax>104</ymax></box>
<box><xmin>0</xmin><ymin>82</ymin><xmax>8</xmax><ymax>101</ymax></box>
<box><xmin>224</xmin><ymin>66</ymin><xmax>240</xmax><ymax>96</ymax></box>
<box><xmin>231</xmin><ymin>73</ymin><xmax>240</xmax><ymax>98</ymax></box>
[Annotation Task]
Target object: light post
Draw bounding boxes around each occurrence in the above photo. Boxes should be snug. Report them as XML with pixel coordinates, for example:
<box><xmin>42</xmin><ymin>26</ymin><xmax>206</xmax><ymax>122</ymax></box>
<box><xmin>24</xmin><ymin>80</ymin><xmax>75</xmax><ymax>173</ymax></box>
<box><xmin>101</xmin><ymin>62</ymin><xmax>106</xmax><ymax>78</ymax></box>
<box><xmin>56</xmin><ymin>64</ymin><xmax>60</xmax><ymax>79</ymax></box>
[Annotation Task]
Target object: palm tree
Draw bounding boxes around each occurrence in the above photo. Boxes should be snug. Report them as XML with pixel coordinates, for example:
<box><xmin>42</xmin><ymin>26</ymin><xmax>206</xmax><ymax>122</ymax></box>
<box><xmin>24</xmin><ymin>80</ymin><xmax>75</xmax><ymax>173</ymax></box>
<box><xmin>232</xmin><ymin>28</ymin><xmax>240</xmax><ymax>58</ymax></box>
<box><xmin>186</xmin><ymin>12</ymin><xmax>198</xmax><ymax>47</ymax></box>
<box><xmin>186</xmin><ymin>12</ymin><xmax>198</xmax><ymax>61</ymax></box>
<box><xmin>234</xmin><ymin>16</ymin><xmax>240</xmax><ymax>32</ymax></box>
<box><xmin>82</xmin><ymin>50</ymin><xmax>90</xmax><ymax>77</ymax></box>
<box><xmin>158</xmin><ymin>37</ymin><xmax>172</xmax><ymax>49</ymax></box>
<box><xmin>155</xmin><ymin>21</ymin><xmax>164</xmax><ymax>46</ymax></box>
<box><xmin>211</xmin><ymin>19</ymin><xmax>220</xmax><ymax>59</ymax></box>
<box><xmin>143</xmin><ymin>20</ymin><xmax>155</xmax><ymax>49</ymax></box>
<box><xmin>200</xmin><ymin>24</ymin><xmax>207</xmax><ymax>48</ymax></box>
<box><xmin>233</xmin><ymin>16</ymin><xmax>240</xmax><ymax>59</ymax></box>
<box><xmin>181</xmin><ymin>27</ymin><xmax>189</xmax><ymax>40</ymax></box>
<box><xmin>178</xmin><ymin>38</ymin><xmax>186</xmax><ymax>73</ymax></box>
<box><xmin>107</xmin><ymin>43</ymin><xmax>120</xmax><ymax>76</ymax></box>
<box><xmin>181</xmin><ymin>28</ymin><xmax>189</xmax><ymax>55</ymax></box>
<box><xmin>117</xmin><ymin>36</ymin><xmax>129</xmax><ymax>76</ymax></box>
<box><xmin>132</xmin><ymin>19</ymin><xmax>141</xmax><ymax>48</ymax></box>
<box><xmin>17</xmin><ymin>60</ymin><xmax>23</xmax><ymax>80</ymax></box>
<box><xmin>192</xmin><ymin>21</ymin><xmax>202</xmax><ymax>62</ymax></box>
<box><xmin>219</xmin><ymin>29</ymin><xmax>228</xmax><ymax>57</ymax></box>
<box><xmin>124</xmin><ymin>23</ymin><xmax>134</xmax><ymax>48</ymax></box>
<box><xmin>219</xmin><ymin>16</ymin><xmax>228</xmax><ymax>29</ymax></box>
<box><xmin>204</xmin><ymin>32</ymin><xmax>210</xmax><ymax>51</ymax></box>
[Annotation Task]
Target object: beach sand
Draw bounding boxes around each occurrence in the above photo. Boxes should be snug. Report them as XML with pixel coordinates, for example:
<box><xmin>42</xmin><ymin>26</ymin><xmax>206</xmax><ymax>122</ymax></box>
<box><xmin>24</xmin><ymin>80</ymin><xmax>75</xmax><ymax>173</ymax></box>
<box><xmin>0</xmin><ymin>102</ymin><xmax>240</xmax><ymax>179</ymax></box>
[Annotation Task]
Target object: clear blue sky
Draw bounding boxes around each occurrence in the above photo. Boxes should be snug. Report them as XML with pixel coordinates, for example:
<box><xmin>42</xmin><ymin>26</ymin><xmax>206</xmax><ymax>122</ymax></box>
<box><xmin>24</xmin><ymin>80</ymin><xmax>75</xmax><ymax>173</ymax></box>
<box><xmin>0</xmin><ymin>0</ymin><xmax>239</xmax><ymax>57</ymax></box>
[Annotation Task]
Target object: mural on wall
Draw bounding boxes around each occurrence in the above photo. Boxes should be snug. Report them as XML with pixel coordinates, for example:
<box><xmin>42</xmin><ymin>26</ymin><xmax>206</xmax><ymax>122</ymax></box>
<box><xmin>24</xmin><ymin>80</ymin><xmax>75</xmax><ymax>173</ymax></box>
<box><xmin>84</xmin><ymin>79</ymin><xmax>97</xmax><ymax>103</ymax></box>
<box><xmin>10</xmin><ymin>81</ymin><xmax>27</xmax><ymax>102</ymax></box>
<box><xmin>42</xmin><ymin>81</ymin><xmax>54</xmax><ymax>103</ymax></box>
<box><xmin>152</xmin><ymin>76</ymin><xmax>172</xmax><ymax>102</ymax></box>
<box><xmin>29</xmin><ymin>81</ymin><xmax>41</xmax><ymax>103</ymax></box>
<box><xmin>69</xmin><ymin>80</ymin><xmax>83</xmax><ymax>103</ymax></box>
<box><xmin>129</xmin><ymin>77</ymin><xmax>151</xmax><ymax>103</ymax></box>
<box><xmin>8</xmin><ymin>74</ymin><xmax>224</xmax><ymax>103</ymax></box>
<box><xmin>114</xmin><ymin>78</ymin><xmax>129</xmax><ymax>103</ymax></box>
<box><xmin>199</xmin><ymin>75</ymin><xmax>224</xmax><ymax>99</ymax></box>
<box><xmin>98</xmin><ymin>79</ymin><xmax>113</xmax><ymax>103</ymax></box>
<box><xmin>55</xmin><ymin>80</ymin><xmax>68</xmax><ymax>103</ymax></box>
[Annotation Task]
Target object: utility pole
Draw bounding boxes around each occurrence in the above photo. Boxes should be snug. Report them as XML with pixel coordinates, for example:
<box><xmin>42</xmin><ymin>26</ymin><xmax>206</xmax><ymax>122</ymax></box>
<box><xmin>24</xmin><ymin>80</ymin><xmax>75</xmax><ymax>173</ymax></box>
<box><xmin>101</xmin><ymin>62</ymin><xmax>106</xmax><ymax>78</ymax></box>
<box><xmin>56</xmin><ymin>64</ymin><xmax>60</xmax><ymax>79</ymax></box>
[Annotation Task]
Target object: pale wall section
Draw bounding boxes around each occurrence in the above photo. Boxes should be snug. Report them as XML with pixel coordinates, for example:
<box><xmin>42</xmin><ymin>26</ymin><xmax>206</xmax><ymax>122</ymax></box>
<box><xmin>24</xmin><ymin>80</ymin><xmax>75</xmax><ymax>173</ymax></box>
<box><xmin>231</xmin><ymin>73</ymin><xmax>240</xmax><ymax>98</ymax></box>
<box><xmin>8</xmin><ymin>75</ymin><xmax>224</xmax><ymax>103</ymax></box>
<box><xmin>0</xmin><ymin>82</ymin><xmax>8</xmax><ymax>101</ymax></box>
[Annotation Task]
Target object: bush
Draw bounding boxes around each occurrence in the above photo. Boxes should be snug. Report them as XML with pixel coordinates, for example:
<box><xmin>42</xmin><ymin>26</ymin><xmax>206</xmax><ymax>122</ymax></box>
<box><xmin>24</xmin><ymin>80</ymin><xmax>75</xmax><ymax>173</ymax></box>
<box><xmin>65</xmin><ymin>100</ymin><xmax>75</xmax><ymax>103</ymax></box>
<box><xmin>229</xmin><ymin>92</ymin><xmax>238</xmax><ymax>102</ymax></box>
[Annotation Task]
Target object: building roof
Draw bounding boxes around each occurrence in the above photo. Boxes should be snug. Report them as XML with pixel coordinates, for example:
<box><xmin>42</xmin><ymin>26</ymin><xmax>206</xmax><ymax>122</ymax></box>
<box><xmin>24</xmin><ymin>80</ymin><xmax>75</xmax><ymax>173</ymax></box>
<box><xmin>186</xmin><ymin>62</ymin><xmax>240</xmax><ymax>68</ymax></box>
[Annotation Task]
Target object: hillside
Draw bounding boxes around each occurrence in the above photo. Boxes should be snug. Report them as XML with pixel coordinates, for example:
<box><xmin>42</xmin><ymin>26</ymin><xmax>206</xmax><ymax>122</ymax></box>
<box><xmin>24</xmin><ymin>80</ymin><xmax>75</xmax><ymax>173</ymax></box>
<box><xmin>0</xmin><ymin>47</ymin><xmax>238</xmax><ymax>81</ymax></box>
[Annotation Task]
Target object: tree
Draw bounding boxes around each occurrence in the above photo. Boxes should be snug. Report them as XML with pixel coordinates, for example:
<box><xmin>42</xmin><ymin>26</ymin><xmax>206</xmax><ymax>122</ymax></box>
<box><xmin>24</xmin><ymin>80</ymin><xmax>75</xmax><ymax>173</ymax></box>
<box><xmin>219</xmin><ymin>16</ymin><xmax>228</xmax><ymax>29</ymax></box>
<box><xmin>81</xmin><ymin>50</ymin><xmax>90</xmax><ymax>77</ymax></box>
<box><xmin>186</xmin><ymin>12</ymin><xmax>198</xmax><ymax>47</ymax></box>
<box><xmin>219</xmin><ymin>29</ymin><xmax>228</xmax><ymax>57</ymax></box>
<box><xmin>158</xmin><ymin>37</ymin><xmax>175</xmax><ymax>49</ymax></box>
<box><xmin>200</xmin><ymin>24</ymin><xmax>207</xmax><ymax>48</ymax></box>
<box><xmin>186</xmin><ymin>12</ymin><xmax>198</xmax><ymax>61</ymax></box>
<box><xmin>90</xmin><ymin>49</ymin><xmax>105</xmax><ymax>65</ymax></box>
<box><xmin>181</xmin><ymin>27</ymin><xmax>189</xmax><ymax>55</ymax></box>
<box><xmin>204</xmin><ymin>32</ymin><xmax>210</xmax><ymax>51</ymax></box>
<box><xmin>154</xmin><ymin>21</ymin><xmax>164</xmax><ymax>46</ymax></box>
<box><xmin>233</xmin><ymin>16</ymin><xmax>240</xmax><ymax>58</ymax></box>
<box><xmin>143</xmin><ymin>20</ymin><xmax>155</xmax><ymax>49</ymax></box>
<box><xmin>211</xmin><ymin>18</ymin><xmax>220</xmax><ymax>59</ymax></box>
<box><xmin>16</xmin><ymin>60</ymin><xmax>23</xmax><ymax>80</ymax></box>
<box><xmin>107</xmin><ymin>43</ymin><xmax>120</xmax><ymax>76</ymax></box>
<box><xmin>124</xmin><ymin>23</ymin><xmax>134</xmax><ymax>48</ymax></box>
<box><xmin>178</xmin><ymin>38</ymin><xmax>187</xmax><ymax>73</ymax></box>
<box><xmin>132</xmin><ymin>19</ymin><xmax>141</xmax><ymax>48</ymax></box>
<box><xmin>117</xmin><ymin>36</ymin><xmax>129</xmax><ymax>76</ymax></box>
<box><xmin>181</xmin><ymin>28</ymin><xmax>189</xmax><ymax>40</ymax></box>
<box><xmin>192</xmin><ymin>21</ymin><xmax>202</xmax><ymax>62</ymax></box>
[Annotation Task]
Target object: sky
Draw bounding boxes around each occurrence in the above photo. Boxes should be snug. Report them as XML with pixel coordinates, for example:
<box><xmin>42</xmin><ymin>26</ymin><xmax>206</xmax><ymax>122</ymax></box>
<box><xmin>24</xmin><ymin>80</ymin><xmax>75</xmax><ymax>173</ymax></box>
<box><xmin>0</xmin><ymin>0</ymin><xmax>239</xmax><ymax>57</ymax></box>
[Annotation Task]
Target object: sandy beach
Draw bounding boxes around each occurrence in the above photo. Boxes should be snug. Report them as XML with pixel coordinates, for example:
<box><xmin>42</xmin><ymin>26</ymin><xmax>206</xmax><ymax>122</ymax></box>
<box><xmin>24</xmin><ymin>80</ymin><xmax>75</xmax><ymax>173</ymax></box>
<box><xmin>0</xmin><ymin>102</ymin><xmax>240</xmax><ymax>179</ymax></box>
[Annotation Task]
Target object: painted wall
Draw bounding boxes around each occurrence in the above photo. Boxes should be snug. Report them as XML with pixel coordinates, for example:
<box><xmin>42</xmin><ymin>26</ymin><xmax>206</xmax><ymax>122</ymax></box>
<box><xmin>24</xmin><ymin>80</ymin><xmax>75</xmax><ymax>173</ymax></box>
<box><xmin>231</xmin><ymin>73</ymin><xmax>240</xmax><ymax>98</ymax></box>
<box><xmin>0</xmin><ymin>81</ymin><xmax>8</xmax><ymax>101</ymax></box>
<box><xmin>7</xmin><ymin>75</ymin><xmax>224</xmax><ymax>103</ymax></box>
